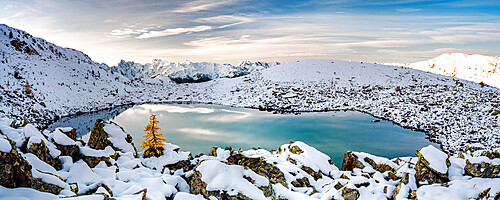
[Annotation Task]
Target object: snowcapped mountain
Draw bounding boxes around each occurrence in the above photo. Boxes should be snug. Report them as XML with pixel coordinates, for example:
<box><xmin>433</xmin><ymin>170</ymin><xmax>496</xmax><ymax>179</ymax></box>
<box><xmin>102</xmin><ymin>59</ymin><xmax>280</xmax><ymax>83</ymax></box>
<box><xmin>405</xmin><ymin>53</ymin><xmax>500</xmax><ymax>88</ymax></box>
<box><xmin>0</xmin><ymin>24</ymin><xmax>172</xmax><ymax>125</ymax></box>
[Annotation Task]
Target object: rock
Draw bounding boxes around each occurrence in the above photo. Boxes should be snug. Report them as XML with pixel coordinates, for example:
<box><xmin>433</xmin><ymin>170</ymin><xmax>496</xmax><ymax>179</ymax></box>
<box><xmin>23</xmin><ymin>139</ymin><xmax>62</xmax><ymax>170</ymax></box>
<box><xmin>189</xmin><ymin>164</ymin><xmax>255</xmax><ymax>200</ymax></box>
<box><xmin>209</xmin><ymin>146</ymin><xmax>217</xmax><ymax>157</ymax></box>
<box><xmin>414</xmin><ymin>147</ymin><xmax>449</xmax><ymax>186</ymax></box>
<box><xmin>386</xmin><ymin>171</ymin><xmax>399</xmax><ymax>181</ymax></box>
<box><xmin>289</xmin><ymin>145</ymin><xmax>304</xmax><ymax>154</ymax></box>
<box><xmin>81</xmin><ymin>156</ymin><xmax>111</xmax><ymax>168</ymax></box>
<box><xmin>476</xmin><ymin>188</ymin><xmax>491</xmax><ymax>200</ymax></box>
<box><xmin>342</xmin><ymin>187</ymin><xmax>360</xmax><ymax>200</ymax></box>
<box><xmin>464</xmin><ymin>160</ymin><xmax>500</xmax><ymax>178</ymax></box>
<box><xmin>82</xmin><ymin>183</ymin><xmax>114</xmax><ymax>196</ymax></box>
<box><xmin>334</xmin><ymin>182</ymin><xmax>343</xmax><ymax>190</ymax></box>
<box><xmin>354</xmin><ymin>182</ymin><xmax>369</xmax><ymax>188</ymax></box>
<box><xmin>0</xmin><ymin>139</ymin><xmax>32</xmax><ymax>188</ymax></box>
<box><xmin>392</xmin><ymin>183</ymin><xmax>405</xmax><ymax>200</ymax></box>
<box><xmin>58</xmin><ymin>128</ymin><xmax>77</xmax><ymax>140</ymax></box>
<box><xmin>88</xmin><ymin>119</ymin><xmax>137</xmax><ymax>156</ymax></box>
<box><xmin>291</xmin><ymin>177</ymin><xmax>312</xmax><ymax>188</ymax></box>
<box><xmin>401</xmin><ymin>172</ymin><xmax>410</xmax><ymax>184</ymax></box>
<box><xmin>301</xmin><ymin>165</ymin><xmax>322</xmax><ymax>180</ymax></box>
<box><xmin>480</xmin><ymin>150</ymin><xmax>500</xmax><ymax>159</ymax></box>
<box><xmin>162</xmin><ymin>160</ymin><xmax>193</xmax><ymax>173</ymax></box>
<box><xmin>363</xmin><ymin>156</ymin><xmax>395</xmax><ymax>173</ymax></box>
<box><xmin>0</xmin><ymin>138</ymin><xmax>62</xmax><ymax>194</ymax></box>
<box><xmin>55</xmin><ymin>143</ymin><xmax>80</xmax><ymax>162</ymax></box>
<box><xmin>226</xmin><ymin>153</ymin><xmax>287</xmax><ymax>187</ymax></box>
<box><xmin>31</xmin><ymin>178</ymin><xmax>63</xmax><ymax>195</ymax></box>
<box><xmin>341</xmin><ymin>151</ymin><xmax>365</xmax><ymax>171</ymax></box>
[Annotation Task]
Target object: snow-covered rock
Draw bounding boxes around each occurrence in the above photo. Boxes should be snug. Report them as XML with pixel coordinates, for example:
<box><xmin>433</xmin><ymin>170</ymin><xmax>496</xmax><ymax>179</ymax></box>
<box><xmin>0</xmin><ymin>118</ymin><xmax>499</xmax><ymax>199</ymax></box>
<box><xmin>405</xmin><ymin>53</ymin><xmax>500</xmax><ymax>88</ymax></box>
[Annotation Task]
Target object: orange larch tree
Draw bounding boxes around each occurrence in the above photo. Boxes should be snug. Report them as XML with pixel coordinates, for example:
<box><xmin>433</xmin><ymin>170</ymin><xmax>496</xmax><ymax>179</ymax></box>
<box><xmin>141</xmin><ymin>114</ymin><xmax>167</xmax><ymax>158</ymax></box>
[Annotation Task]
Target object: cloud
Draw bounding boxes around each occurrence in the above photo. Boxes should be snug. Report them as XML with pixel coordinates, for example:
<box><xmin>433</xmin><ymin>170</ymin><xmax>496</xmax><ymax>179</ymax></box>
<box><xmin>396</xmin><ymin>8</ymin><xmax>421</xmax><ymax>12</ymax></box>
<box><xmin>174</xmin><ymin>0</ymin><xmax>238</xmax><ymax>13</ymax></box>
<box><xmin>136</xmin><ymin>25</ymin><xmax>212</xmax><ymax>39</ymax></box>
<box><xmin>108</xmin><ymin>28</ymin><xmax>150</xmax><ymax>38</ymax></box>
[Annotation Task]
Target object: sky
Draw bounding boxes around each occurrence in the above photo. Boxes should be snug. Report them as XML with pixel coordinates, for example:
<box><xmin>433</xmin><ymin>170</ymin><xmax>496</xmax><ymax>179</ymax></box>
<box><xmin>0</xmin><ymin>0</ymin><xmax>499</xmax><ymax>65</ymax></box>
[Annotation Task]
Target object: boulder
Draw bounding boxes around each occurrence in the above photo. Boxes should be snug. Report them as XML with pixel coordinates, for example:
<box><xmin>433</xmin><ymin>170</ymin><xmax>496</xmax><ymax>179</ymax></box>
<box><xmin>414</xmin><ymin>146</ymin><xmax>449</xmax><ymax>186</ymax></box>
<box><xmin>0</xmin><ymin>139</ymin><xmax>32</xmax><ymax>188</ymax></box>
<box><xmin>227</xmin><ymin>153</ymin><xmax>287</xmax><ymax>187</ymax></box>
<box><xmin>88</xmin><ymin>119</ymin><xmax>137</xmax><ymax>156</ymax></box>
<box><xmin>190</xmin><ymin>160</ymin><xmax>272</xmax><ymax>200</ymax></box>
<box><xmin>341</xmin><ymin>151</ymin><xmax>365</xmax><ymax>171</ymax></box>
<box><xmin>0</xmin><ymin>138</ymin><xmax>62</xmax><ymax>194</ymax></box>
<box><xmin>23</xmin><ymin>139</ymin><xmax>62</xmax><ymax>170</ymax></box>
<box><xmin>342</xmin><ymin>187</ymin><xmax>360</xmax><ymax>200</ymax></box>
<box><xmin>464</xmin><ymin>160</ymin><xmax>500</xmax><ymax>178</ymax></box>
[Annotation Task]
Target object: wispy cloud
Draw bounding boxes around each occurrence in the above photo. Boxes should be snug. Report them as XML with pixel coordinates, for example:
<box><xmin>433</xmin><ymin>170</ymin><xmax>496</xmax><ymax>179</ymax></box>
<box><xmin>174</xmin><ymin>0</ymin><xmax>239</xmax><ymax>13</ymax></box>
<box><xmin>136</xmin><ymin>25</ymin><xmax>213</xmax><ymax>39</ymax></box>
<box><xmin>396</xmin><ymin>8</ymin><xmax>421</xmax><ymax>12</ymax></box>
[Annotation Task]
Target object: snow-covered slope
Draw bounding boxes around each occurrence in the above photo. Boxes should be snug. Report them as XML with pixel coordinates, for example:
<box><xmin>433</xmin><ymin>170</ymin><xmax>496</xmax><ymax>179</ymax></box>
<box><xmin>0</xmin><ymin>24</ymin><xmax>498</xmax><ymax>153</ymax></box>
<box><xmin>102</xmin><ymin>59</ymin><xmax>280</xmax><ymax>83</ymax></box>
<box><xmin>0</xmin><ymin>24</ymin><xmax>173</xmax><ymax>125</ymax></box>
<box><xmin>405</xmin><ymin>53</ymin><xmax>500</xmax><ymax>88</ymax></box>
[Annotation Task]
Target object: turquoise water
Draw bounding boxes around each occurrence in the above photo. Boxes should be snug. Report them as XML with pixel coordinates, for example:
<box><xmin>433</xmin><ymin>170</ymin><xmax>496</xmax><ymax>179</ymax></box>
<box><xmin>64</xmin><ymin>104</ymin><xmax>436</xmax><ymax>166</ymax></box>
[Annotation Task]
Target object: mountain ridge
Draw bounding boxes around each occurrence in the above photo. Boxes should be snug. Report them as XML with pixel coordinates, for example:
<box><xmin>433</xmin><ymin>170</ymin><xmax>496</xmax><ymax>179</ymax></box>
<box><xmin>99</xmin><ymin>59</ymin><xmax>280</xmax><ymax>83</ymax></box>
<box><xmin>404</xmin><ymin>53</ymin><xmax>500</xmax><ymax>88</ymax></box>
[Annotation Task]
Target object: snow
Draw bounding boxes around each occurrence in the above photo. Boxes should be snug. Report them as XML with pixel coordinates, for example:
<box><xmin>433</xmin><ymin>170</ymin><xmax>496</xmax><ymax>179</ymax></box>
<box><xmin>405</xmin><ymin>53</ymin><xmax>500</xmax><ymax>88</ymax></box>
<box><xmin>196</xmin><ymin>160</ymin><xmax>269</xmax><ymax>200</ymax></box>
<box><xmin>419</xmin><ymin>145</ymin><xmax>449</xmax><ymax>174</ymax></box>
<box><xmin>173</xmin><ymin>192</ymin><xmax>206</xmax><ymax>200</ymax></box>
<box><xmin>103</xmin><ymin>123</ymin><xmax>135</xmax><ymax>153</ymax></box>
<box><xmin>50</xmin><ymin>129</ymin><xmax>76</xmax><ymax>145</ymax></box>
<box><xmin>79</xmin><ymin>146</ymin><xmax>115</xmax><ymax>157</ymax></box>
<box><xmin>0</xmin><ymin>138</ymin><xmax>11</xmax><ymax>153</ymax></box>
<box><xmin>417</xmin><ymin>178</ymin><xmax>500</xmax><ymax>200</ymax></box>
<box><xmin>0</xmin><ymin>186</ymin><xmax>57</xmax><ymax>200</ymax></box>
<box><xmin>279</xmin><ymin>141</ymin><xmax>339</xmax><ymax>175</ymax></box>
<box><xmin>140</xmin><ymin>143</ymin><xmax>190</xmax><ymax>170</ymax></box>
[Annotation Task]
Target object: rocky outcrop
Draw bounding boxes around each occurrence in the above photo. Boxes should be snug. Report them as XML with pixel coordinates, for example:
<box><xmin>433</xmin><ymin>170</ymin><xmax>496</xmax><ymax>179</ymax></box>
<box><xmin>341</xmin><ymin>151</ymin><xmax>365</xmax><ymax>171</ymax></box>
<box><xmin>88</xmin><ymin>119</ymin><xmax>137</xmax><ymax>156</ymax></box>
<box><xmin>227</xmin><ymin>153</ymin><xmax>287</xmax><ymax>187</ymax></box>
<box><xmin>342</xmin><ymin>187</ymin><xmax>360</xmax><ymax>200</ymax></box>
<box><xmin>414</xmin><ymin>147</ymin><xmax>450</xmax><ymax>186</ymax></box>
<box><xmin>0</xmin><ymin>138</ymin><xmax>62</xmax><ymax>194</ymax></box>
<box><xmin>0</xmin><ymin>139</ymin><xmax>32</xmax><ymax>188</ymax></box>
<box><xmin>464</xmin><ymin>160</ymin><xmax>500</xmax><ymax>178</ymax></box>
<box><xmin>23</xmin><ymin>139</ymin><xmax>62</xmax><ymax>170</ymax></box>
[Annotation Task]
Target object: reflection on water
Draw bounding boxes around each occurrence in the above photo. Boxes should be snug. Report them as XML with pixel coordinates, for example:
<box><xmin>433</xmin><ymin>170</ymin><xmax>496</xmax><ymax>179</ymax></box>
<box><xmin>50</xmin><ymin>104</ymin><xmax>437</xmax><ymax>166</ymax></box>
<box><xmin>48</xmin><ymin>105</ymin><xmax>132</xmax><ymax>137</ymax></box>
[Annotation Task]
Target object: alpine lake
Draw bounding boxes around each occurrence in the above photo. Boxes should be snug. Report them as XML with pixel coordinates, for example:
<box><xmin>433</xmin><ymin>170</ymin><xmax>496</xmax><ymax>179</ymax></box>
<box><xmin>48</xmin><ymin>103</ymin><xmax>437</xmax><ymax>166</ymax></box>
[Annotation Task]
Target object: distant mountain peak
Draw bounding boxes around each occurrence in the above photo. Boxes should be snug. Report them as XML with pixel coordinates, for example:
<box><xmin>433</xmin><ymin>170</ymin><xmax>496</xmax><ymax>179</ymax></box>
<box><xmin>405</xmin><ymin>53</ymin><xmax>500</xmax><ymax>88</ymax></box>
<box><xmin>103</xmin><ymin>59</ymin><xmax>280</xmax><ymax>83</ymax></box>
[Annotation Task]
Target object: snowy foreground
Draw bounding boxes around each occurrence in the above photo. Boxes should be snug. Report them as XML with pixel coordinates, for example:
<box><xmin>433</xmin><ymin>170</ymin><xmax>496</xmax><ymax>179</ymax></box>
<box><xmin>0</xmin><ymin>118</ymin><xmax>499</xmax><ymax>200</ymax></box>
<box><xmin>0</xmin><ymin>24</ymin><xmax>498</xmax><ymax>154</ymax></box>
